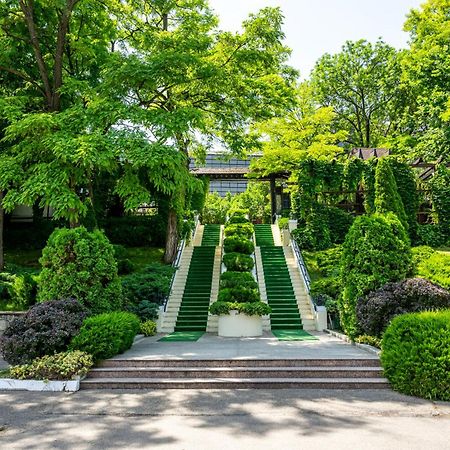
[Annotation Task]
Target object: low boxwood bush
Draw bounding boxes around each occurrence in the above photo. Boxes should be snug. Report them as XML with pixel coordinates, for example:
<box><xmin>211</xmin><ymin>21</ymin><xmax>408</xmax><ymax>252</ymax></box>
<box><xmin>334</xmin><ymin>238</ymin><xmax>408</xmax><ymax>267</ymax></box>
<box><xmin>38</xmin><ymin>227</ymin><xmax>123</xmax><ymax>314</ymax></box>
<box><xmin>121</xmin><ymin>263</ymin><xmax>175</xmax><ymax>307</ymax></box>
<box><xmin>218</xmin><ymin>287</ymin><xmax>260</xmax><ymax>303</ymax></box>
<box><xmin>0</xmin><ymin>298</ymin><xmax>89</xmax><ymax>365</ymax></box>
<box><xmin>224</xmin><ymin>223</ymin><xmax>254</xmax><ymax>239</ymax></box>
<box><xmin>220</xmin><ymin>272</ymin><xmax>258</xmax><ymax>290</ymax></box>
<box><xmin>69</xmin><ymin>312</ymin><xmax>140</xmax><ymax>362</ymax></box>
<box><xmin>140</xmin><ymin>320</ymin><xmax>157</xmax><ymax>337</ymax></box>
<box><xmin>357</xmin><ymin>278</ymin><xmax>450</xmax><ymax>337</ymax></box>
<box><xmin>10</xmin><ymin>351</ymin><xmax>93</xmax><ymax>381</ymax></box>
<box><xmin>209</xmin><ymin>301</ymin><xmax>271</xmax><ymax>316</ymax></box>
<box><xmin>381</xmin><ymin>310</ymin><xmax>450</xmax><ymax>401</ymax></box>
<box><xmin>223</xmin><ymin>253</ymin><xmax>254</xmax><ymax>272</ymax></box>
<box><xmin>223</xmin><ymin>236</ymin><xmax>254</xmax><ymax>255</ymax></box>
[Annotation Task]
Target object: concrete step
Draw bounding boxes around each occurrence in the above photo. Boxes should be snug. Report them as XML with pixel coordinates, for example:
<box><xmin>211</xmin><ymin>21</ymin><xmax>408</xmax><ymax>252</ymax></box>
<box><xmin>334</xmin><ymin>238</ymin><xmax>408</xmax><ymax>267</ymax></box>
<box><xmin>81</xmin><ymin>377</ymin><xmax>389</xmax><ymax>390</ymax></box>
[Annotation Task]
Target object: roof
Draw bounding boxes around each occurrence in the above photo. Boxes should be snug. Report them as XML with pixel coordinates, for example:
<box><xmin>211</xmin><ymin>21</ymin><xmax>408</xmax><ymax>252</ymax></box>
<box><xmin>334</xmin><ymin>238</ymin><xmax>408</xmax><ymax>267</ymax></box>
<box><xmin>190</xmin><ymin>167</ymin><xmax>250</xmax><ymax>179</ymax></box>
<box><xmin>349</xmin><ymin>148</ymin><xmax>391</xmax><ymax>160</ymax></box>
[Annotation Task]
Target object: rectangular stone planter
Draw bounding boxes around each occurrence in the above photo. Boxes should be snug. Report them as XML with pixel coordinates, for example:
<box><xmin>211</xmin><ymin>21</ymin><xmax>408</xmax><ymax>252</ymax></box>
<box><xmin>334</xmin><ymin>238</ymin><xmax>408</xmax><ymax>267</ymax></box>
<box><xmin>0</xmin><ymin>377</ymin><xmax>81</xmax><ymax>392</ymax></box>
<box><xmin>218</xmin><ymin>310</ymin><xmax>263</xmax><ymax>337</ymax></box>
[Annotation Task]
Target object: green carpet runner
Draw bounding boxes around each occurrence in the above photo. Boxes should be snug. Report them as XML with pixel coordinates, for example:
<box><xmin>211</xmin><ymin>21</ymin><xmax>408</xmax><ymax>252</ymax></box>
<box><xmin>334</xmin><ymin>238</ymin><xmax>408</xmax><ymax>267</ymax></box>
<box><xmin>255</xmin><ymin>224</ymin><xmax>303</xmax><ymax>331</ymax></box>
<box><xmin>272</xmin><ymin>330</ymin><xmax>318</xmax><ymax>341</ymax></box>
<box><xmin>201</xmin><ymin>224</ymin><xmax>221</xmax><ymax>246</ymax></box>
<box><xmin>254</xmin><ymin>224</ymin><xmax>274</xmax><ymax>246</ymax></box>
<box><xmin>159</xmin><ymin>331</ymin><xmax>204</xmax><ymax>342</ymax></box>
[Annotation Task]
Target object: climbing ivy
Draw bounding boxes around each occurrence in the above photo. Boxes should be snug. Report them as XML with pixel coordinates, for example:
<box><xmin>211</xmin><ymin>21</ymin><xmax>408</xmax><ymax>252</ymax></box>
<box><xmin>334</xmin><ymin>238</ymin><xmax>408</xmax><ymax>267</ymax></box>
<box><xmin>429</xmin><ymin>165</ymin><xmax>450</xmax><ymax>237</ymax></box>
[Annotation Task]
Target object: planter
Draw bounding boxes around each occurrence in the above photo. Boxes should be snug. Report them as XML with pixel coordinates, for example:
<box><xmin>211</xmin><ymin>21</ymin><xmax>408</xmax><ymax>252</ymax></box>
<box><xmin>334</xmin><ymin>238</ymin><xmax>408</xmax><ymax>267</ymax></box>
<box><xmin>218</xmin><ymin>310</ymin><xmax>263</xmax><ymax>337</ymax></box>
<box><xmin>0</xmin><ymin>377</ymin><xmax>81</xmax><ymax>392</ymax></box>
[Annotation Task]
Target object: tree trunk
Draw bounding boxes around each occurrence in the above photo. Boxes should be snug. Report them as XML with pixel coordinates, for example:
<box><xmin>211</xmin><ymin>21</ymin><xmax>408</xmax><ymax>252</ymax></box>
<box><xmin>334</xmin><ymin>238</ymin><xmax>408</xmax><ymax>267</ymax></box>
<box><xmin>164</xmin><ymin>208</ymin><xmax>178</xmax><ymax>263</ymax></box>
<box><xmin>0</xmin><ymin>192</ymin><xmax>4</xmax><ymax>270</ymax></box>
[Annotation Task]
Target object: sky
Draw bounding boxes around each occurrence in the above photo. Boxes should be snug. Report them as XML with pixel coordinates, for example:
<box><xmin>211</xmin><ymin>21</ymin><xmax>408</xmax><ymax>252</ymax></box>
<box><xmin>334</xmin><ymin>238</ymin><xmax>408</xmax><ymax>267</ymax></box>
<box><xmin>208</xmin><ymin>0</ymin><xmax>424</xmax><ymax>79</ymax></box>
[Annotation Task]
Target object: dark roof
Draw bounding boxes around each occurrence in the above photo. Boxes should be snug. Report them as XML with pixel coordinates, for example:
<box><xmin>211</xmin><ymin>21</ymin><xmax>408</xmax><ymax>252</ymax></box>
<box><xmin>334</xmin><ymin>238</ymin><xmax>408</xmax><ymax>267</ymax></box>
<box><xmin>190</xmin><ymin>167</ymin><xmax>250</xmax><ymax>179</ymax></box>
<box><xmin>349</xmin><ymin>148</ymin><xmax>391</xmax><ymax>160</ymax></box>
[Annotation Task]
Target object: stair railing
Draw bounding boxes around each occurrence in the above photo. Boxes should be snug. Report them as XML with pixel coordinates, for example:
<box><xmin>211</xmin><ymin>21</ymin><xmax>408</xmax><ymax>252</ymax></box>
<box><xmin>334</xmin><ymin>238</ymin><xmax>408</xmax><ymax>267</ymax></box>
<box><xmin>291</xmin><ymin>238</ymin><xmax>311</xmax><ymax>293</ymax></box>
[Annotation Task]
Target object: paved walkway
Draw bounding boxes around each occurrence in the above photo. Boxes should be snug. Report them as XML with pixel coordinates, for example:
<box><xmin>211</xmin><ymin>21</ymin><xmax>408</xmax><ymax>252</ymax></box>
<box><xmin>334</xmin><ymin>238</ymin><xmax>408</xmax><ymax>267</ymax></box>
<box><xmin>0</xmin><ymin>389</ymin><xmax>448</xmax><ymax>449</ymax></box>
<box><xmin>112</xmin><ymin>331</ymin><xmax>378</xmax><ymax>360</ymax></box>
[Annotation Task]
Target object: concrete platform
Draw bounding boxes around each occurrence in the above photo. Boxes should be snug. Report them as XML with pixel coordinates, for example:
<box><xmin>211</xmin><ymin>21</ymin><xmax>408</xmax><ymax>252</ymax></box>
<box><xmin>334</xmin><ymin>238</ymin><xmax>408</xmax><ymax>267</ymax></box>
<box><xmin>112</xmin><ymin>332</ymin><xmax>378</xmax><ymax>361</ymax></box>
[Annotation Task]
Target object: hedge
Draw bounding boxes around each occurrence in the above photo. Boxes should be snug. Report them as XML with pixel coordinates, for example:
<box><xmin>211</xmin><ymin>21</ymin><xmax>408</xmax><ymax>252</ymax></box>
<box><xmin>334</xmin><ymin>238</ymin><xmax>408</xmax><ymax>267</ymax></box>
<box><xmin>223</xmin><ymin>236</ymin><xmax>255</xmax><ymax>255</ymax></box>
<box><xmin>223</xmin><ymin>253</ymin><xmax>254</xmax><ymax>272</ymax></box>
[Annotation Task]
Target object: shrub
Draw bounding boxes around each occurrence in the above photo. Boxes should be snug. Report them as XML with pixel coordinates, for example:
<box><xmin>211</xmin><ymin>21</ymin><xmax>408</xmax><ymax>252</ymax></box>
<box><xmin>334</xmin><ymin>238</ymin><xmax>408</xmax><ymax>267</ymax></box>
<box><xmin>291</xmin><ymin>211</ymin><xmax>332</xmax><ymax>251</ymax></box>
<box><xmin>121</xmin><ymin>263</ymin><xmax>175</xmax><ymax>307</ymax></box>
<box><xmin>416</xmin><ymin>252</ymin><xmax>450</xmax><ymax>289</ymax></box>
<box><xmin>209</xmin><ymin>301</ymin><xmax>271</xmax><ymax>316</ymax></box>
<box><xmin>218</xmin><ymin>287</ymin><xmax>260</xmax><ymax>303</ymax></box>
<box><xmin>201</xmin><ymin>192</ymin><xmax>230</xmax><ymax>224</ymax></box>
<box><xmin>415</xmin><ymin>224</ymin><xmax>447</xmax><ymax>247</ymax></box>
<box><xmin>223</xmin><ymin>236</ymin><xmax>254</xmax><ymax>255</ymax></box>
<box><xmin>224</xmin><ymin>223</ymin><xmax>254</xmax><ymax>239</ymax></box>
<box><xmin>0</xmin><ymin>271</ymin><xmax>37</xmax><ymax>310</ymax></box>
<box><xmin>315</xmin><ymin>246</ymin><xmax>342</xmax><ymax>277</ymax></box>
<box><xmin>411</xmin><ymin>246</ymin><xmax>436</xmax><ymax>268</ymax></box>
<box><xmin>10</xmin><ymin>351</ymin><xmax>93</xmax><ymax>381</ymax></box>
<box><xmin>381</xmin><ymin>310</ymin><xmax>450</xmax><ymax>401</ymax></box>
<box><xmin>326</xmin><ymin>207</ymin><xmax>354</xmax><ymax>244</ymax></box>
<box><xmin>128</xmin><ymin>300</ymin><xmax>159</xmax><ymax>322</ymax></box>
<box><xmin>355</xmin><ymin>335</ymin><xmax>381</xmax><ymax>349</ymax></box>
<box><xmin>310</xmin><ymin>277</ymin><xmax>341</xmax><ymax>300</ymax></box>
<box><xmin>356</xmin><ymin>278</ymin><xmax>450</xmax><ymax>337</ymax></box>
<box><xmin>227</xmin><ymin>215</ymin><xmax>249</xmax><ymax>224</ymax></box>
<box><xmin>223</xmin><ymin>253</ymin><xmax>254</xmax><ymax>272</ymax></box>
<box><xmin>38</xmin><ymin>227</ymin><xmax>122</xmax><ymax>314</ymax></box>
<box><xmin>69</xmin><ymin>312</ymin><xmax>140</xmax><ymax>362</ymax></box>
<box><xmin>277</xmin><ymin>218</ymin><xmax>289</xmax><ymax>230</ymax></box>
<box><xmin>339</xmin><ymin>213</ymin><xmax>412</xmax><ymax>339</ymax></box>
<box><xmin>0</xmin><ymin>298</ymin><xmax>89</xmax><ymax>365</ymax></box>
<box><xmin>220</xmin><ymin>272</ymin><xmax>258</xmax><ymax>290</ymax></box>
<box><xmin>140</xmin><ymin>320</ymin><xmax>157</xmax><ymax>336</ymax></box>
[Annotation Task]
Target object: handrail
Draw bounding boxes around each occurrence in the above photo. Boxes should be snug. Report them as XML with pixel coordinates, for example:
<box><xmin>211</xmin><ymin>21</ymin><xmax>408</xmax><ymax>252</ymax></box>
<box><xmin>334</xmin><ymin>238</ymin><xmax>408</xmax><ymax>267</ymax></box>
<box><xmin>291</xmin><ymin>238</ymin><xmax>312</xmax><ymax>294</ymax></box>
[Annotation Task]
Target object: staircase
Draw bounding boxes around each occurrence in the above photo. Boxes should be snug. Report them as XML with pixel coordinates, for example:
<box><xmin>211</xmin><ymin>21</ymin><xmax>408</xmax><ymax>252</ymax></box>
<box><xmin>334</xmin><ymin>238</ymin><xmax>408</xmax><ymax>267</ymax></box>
<box><xmin>254</xmin><ymin>224</ymin><xmax>274</xmax><ymax>246</ymax></box>
<box><xmin>201</xmin><ymin>224</ymin><xmax>221</xmax><ymax>246</ymax></box>
<box><xmin>81</xmin><ymin>358</ymin><xmax>389</xmax><ymax>389</ymax></box>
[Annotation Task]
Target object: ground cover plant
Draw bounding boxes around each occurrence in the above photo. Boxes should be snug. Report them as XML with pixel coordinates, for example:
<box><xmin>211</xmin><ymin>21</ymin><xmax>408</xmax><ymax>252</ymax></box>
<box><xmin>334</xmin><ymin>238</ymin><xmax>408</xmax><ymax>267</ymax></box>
<box><xmin>0</xmin><ymin>298</ymin><xmax>89</xmax><ymax>365</ymax></box>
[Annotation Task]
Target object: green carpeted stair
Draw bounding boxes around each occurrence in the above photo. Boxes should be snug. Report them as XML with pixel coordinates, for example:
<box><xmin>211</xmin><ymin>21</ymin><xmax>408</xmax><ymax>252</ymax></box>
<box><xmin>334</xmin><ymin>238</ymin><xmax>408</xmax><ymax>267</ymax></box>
<box><xmin>254</xmin><ymin>224</ymin><xmax>274</xmax><ymax>246</ymax></box>
<box><xmin>255</xmin><ymin>225</ymin><xmax>303</xmax><ymax>331</ymax></box>
<box><xmin>201</xmin><ymin>224</ymin><xmax>221</xmax><ymax>246</ymax></box>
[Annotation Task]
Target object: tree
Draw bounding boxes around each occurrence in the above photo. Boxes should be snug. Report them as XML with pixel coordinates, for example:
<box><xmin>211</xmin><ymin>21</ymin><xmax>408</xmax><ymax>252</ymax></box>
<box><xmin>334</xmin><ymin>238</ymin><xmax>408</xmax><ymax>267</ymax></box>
<box><xmin>311</xmin><ymin>40</ymin><xmax>405</xmax><ymax>148</ymax></box>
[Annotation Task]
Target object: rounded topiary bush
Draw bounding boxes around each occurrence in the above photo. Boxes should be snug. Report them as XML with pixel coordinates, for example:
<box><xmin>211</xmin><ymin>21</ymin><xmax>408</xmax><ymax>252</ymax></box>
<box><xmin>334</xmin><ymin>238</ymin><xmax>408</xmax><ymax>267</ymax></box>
<box><xmin>0</xmin><ymin>298</ymin><xmax>89</xmax><ymax>365</ymax></box>
<box><xmin>218</xmin><ymin>286</ymin><xmax>260</xmax><ymax>303</ymax></box>
<box><xmin>381</xmin><ymin>310</ymin><xmax>450</xmax><ymax>401</ymax></box>
<box><xmin>38</xmin><ymin>227</ymin><xmax>122</xmax><ymax>314</ymax></box>
<box><xmin>223</xmin><ymin>236</ymin><xmax>255</xmax><ymax>255</ymax></box>
<box><xmin>220</xmin><ymin>271</ymin><xmax>258</xmax><ymax>290</ymax></box>
<box><xmin>357</xmin><ymin>278</ymin><xmax>450</xmax><ymax>337</ymax></box>
<box><xmin>224</xmin><ymin>223</ymin><xmax>254</xmax><ymax>239</ymax></box>
<box><xmin>69</xmin><ymin>311</ymin><xmax>140</xmax><ymax>362</ymax></box>
<box><xmin>223</xmin><ymin>252</ymin><xmax>254</xmax><ymax>272</ymax></box>
<box><xmin>339</xmin><ymin>213</ymin><xmax>412</xmax><ymax>338</ymax></box>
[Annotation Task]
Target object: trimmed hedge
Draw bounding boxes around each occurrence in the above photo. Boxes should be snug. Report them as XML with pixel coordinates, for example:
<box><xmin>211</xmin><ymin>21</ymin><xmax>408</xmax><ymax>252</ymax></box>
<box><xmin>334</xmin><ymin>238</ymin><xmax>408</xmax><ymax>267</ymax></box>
<box><xmin>10</xmin><ymin>351</ymin><xmax>93</xmax><ymax>381</ymax></box>
<box><xmin>209</xmin><ymin>301</ymin><xmax>271</xmax><ymax>316</ymax></box>
<box><xmin>223</xmin><ymin>253</ymin><xmax>254</xmax><ymax>272</ymax></box>
<box><xmin>356</xmin><ymin>278</ymin><xmax>450</xmax><ymax>337</ymax></box>
<box><xmin>220</xmin><ymin>271</ymin><xmax>258</xmax><ymax>290</ymax></box>
<box><xmin>217</xmin><ymin>286</ymin><xmax>260</xmax><ymax>303</ymax></box>
<box><xmin>69</xmin><ymin>312</ymin><xmax>140</xmax><ymax>362</ymax></box>
<box><xmin>381</xmin><ymin>310</ymin><xmax>450</xmax><ymax>401</ymax></box>
<box><xmin>0</xmin><ymin>298</ymin><xmax>89</xmax><ymax>365</ymax></box>
<box><xmin>224</xmin><ymin>223</ymin><xmax>254</xmax><ymax>239</ymax></box>
<box><xmin>223</xmin><ymin>236</ymin><xmax>255</xmax><ymax>255</ymax></box>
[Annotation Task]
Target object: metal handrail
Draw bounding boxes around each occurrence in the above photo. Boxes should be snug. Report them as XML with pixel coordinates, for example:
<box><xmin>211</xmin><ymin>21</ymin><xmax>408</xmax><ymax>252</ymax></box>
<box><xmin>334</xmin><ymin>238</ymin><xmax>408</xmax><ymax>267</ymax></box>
<box><xmin>291</xmin><ymin>238</ymin><xmax>311</xmax><ymax>294</ymax></box>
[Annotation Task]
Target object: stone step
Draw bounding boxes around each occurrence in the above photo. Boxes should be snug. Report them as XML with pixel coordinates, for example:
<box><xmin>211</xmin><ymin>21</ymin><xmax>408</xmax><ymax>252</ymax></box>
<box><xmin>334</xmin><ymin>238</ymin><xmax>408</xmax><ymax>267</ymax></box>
<box><xmin>86</xmin><ymin>366</ymin><xmax>384</xmax><ymax>379</ymax></box>
<box><xmin>81</xmin><ymin>377</ymin><xmax>389</xmax><ymax>390</ymax></box>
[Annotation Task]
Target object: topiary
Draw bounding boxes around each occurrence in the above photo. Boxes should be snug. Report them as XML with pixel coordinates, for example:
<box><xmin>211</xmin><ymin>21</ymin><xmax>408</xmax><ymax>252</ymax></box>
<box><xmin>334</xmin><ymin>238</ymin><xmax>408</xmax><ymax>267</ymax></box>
<box><xmin>339</xmin><ymin>213</ymin><xmax>412</xmax><ymax>339</ymax></box>
<box><xmin>356</xmin><ymin>278</ymin><xmax>450</xmax><ymax>337</ymax></box>
<box><xmin>69</xmin><ymin>311</ymin><xmax>140</xmax><ymax>362</ymax></box>
<box><xmin>217</xmin><ymin>286</ymin><xmax>260</xmax><ymax>303</ymax></box>
<box><xmin>224</xmin><ymin>223</ymin><xmax>254</xmax><ymax>239</ymax></box>
<box><xmin>223</xmin><ymin>253</ymin><xmax>254</xmax><ymax>272</ymax></box>
<box><xmin>381</xmin><ymin>310</ymin><xmax>450</xmax><ymax>401</ymax></box>
<box><xmin>223</xmin><ymin>236</ymin><xmax>255</xmax><ymax>255</ymax></box>
<box><xmin>220</xmin><ymin>271</ymin><xmax>258</xmax><ymax>290</ymax></box>
<box><xmin>38</xmin><ymin>227</ymin><xmax>122</xmax><ymax>314</ymax></box>
<box><xmin>209</xmin><ymin>300</ymin><xmax>271</xmax><ymax>316</ymax></box>
<box><xmin>0</xmin><ymin>298</ymin><xmax>89</xmax><ymax>365</ymax></box>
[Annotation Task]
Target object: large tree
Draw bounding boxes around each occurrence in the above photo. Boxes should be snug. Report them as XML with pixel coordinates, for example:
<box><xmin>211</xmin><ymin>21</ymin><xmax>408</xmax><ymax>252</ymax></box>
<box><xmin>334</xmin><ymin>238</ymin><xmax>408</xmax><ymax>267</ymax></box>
<box><xmin>311</xmin><ymin>40</ymin><xmax>406</xmax><ymax>148</ymax></box>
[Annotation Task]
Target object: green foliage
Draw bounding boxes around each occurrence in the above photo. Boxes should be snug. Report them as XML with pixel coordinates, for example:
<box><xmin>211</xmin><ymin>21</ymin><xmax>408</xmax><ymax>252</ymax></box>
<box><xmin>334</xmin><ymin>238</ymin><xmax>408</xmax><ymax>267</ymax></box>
<box><xmin>339</xmin><ymin>214</ymin><xmax>412</xmax><ymax>338</ymax></box>
<box><xmin>416</xmin><ymin>252</ymin><xmax>450</xmax><ymax>289</ymax></box>
<box><xmin>310</xmin><ymin>277</ymin><xmax>341</xmax><ymax>300</ymax></box>
<box><xmin>0</xmin><ymin>271</ymin><xmax>37</xmax><ymax>311</ymax></box>
<box><xmin>70</xmin><ymin>312</ymin><xmax>140</xmax><ymax>362</ymax></box>
<box><xmin>429</xmin><ymin>165</ymin><xmax>450</xmax><ymax>235</ymax></box>
<box><xmin>224</xmin><ymin>223</ymin><xmax>255</xmax><ymax>239</ymax></box>
<box><xmin>228</xmin><ymin>183</ymin><xmax>271</xmax><ymax>223</ymax></box>
<box><xmin>38</xmin><ymin>227</ymin><xmax>122</xmax><ymax>314</ymax></box>
<box><xmin>415</xmin><ymin>224</ymin><xmax>447</xmax><ymax>247</ymax></box>
<box><xmin>128</xmin><ymin>300</ymin><xmax>159</xmax><ymax>322</ymax></box>
<box><xmin>209</xmin><ymin>301</ymin><xmax>271</xmax><ymax>316</ymax></box>
<box><xmin>220</xmin><ymin>272</ymin><xmax>258</xmax><ymax>290</ymax></box>
<box><xmin>277</xmin><ymin>218</ymin><xmax>289</xmax><ymax>230</ymax></box>
<box><xmin>326</xmin><ymin>207</ymin><xmax>354</xmax><ymax>244</ymax></box>
<box><xmin>291</xmin><ymin>209</ymin><xmax>331</xmax><ymax>251</ymax></box>
<box><xmin>218</xmin><ymin>287</ymin><xmax>260</xmax><ymax>303</ymax></box>
<box><xmin>10</xmin><ymin>351</ymin><xmax>93</xmax><ymax>381</ymax></box>
<box><xmin>355</xmin><ymin>335</ymin><xmax>381</xmax><ymax>349</ymax></box>
<box><xmin>315</xmin><ymin>246</ymin><xmax>343</xmax><ymax>277</ymax></box>
<box><xmin>223</xmin><ymin>236</ymin><xmax>255</xmax><ymax>255</ymax></box>
<box><xmin>227</xmin><ymin>215</ymin><xmax>250</xmax><ymax>225</ymax></box>
<box><xmin>374</xmin><ymin>158</ymin><xmax>409</xmax><ymax>233</ymax></box>
<box><xmin>201</xmin><ymin>192</ymin><xmax>230</xmax><ymax>224</ymax></box>
<box><xmin>222</xmin><ymin>253</ymin><xmax>254</xmax><ymax>272</ymax></box>
<box><xmin>121</xmin><ymin>263</ymin><xmax>175</xmax><ymax>307</ymax></box>
<box><xmin>381</xmin><ymin>310</ymin><xmax>450</xmax><ymax>401</ymax></box>
<box><xmin>411</xmin><ymin>246</ymin><xmax>436</xmax><ymax>268</ymax></box>
<box><xmin>140</xmin><ymin>320</ymin><xmax>157</xmax><ymax>337</ymax></box>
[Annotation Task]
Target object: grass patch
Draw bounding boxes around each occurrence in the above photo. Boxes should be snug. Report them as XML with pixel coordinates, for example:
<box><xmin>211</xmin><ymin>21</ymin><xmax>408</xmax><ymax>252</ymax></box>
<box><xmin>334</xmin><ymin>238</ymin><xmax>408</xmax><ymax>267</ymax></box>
<box><xmin>126</xmin><ymin>247</ymin><xmax>165</xmax><ymax>271</ymax></box>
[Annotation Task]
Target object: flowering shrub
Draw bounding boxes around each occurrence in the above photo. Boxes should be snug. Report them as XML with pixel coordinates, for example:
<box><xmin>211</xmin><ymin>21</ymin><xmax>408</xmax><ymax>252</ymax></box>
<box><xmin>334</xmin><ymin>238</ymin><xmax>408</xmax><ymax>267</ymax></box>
<box><xmin>0</xmin><ymin>298</ymin><xmax>89</xmax><ymax>365</ymax></box>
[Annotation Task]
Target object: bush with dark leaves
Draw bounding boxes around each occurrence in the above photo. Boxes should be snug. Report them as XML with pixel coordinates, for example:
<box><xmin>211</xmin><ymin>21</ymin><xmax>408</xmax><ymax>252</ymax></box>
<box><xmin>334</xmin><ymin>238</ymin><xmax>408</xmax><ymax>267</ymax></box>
<box><xmin>357</xmin><ymin>278</ymin><xmax>450</xmax><ymax>337</ymax></box>
<box><xmin>0</xmin><ymin>298</ymin><xmax>89</xmax><ymax>365</ymax></box>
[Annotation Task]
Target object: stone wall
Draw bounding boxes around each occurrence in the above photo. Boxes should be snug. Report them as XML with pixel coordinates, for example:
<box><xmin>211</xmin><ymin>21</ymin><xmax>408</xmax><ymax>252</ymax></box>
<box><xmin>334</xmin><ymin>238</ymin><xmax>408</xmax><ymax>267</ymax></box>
<box><xmin>0</xmin><ymin>312</ymin><xmax>25</xmax><ymax>336</ymax></box>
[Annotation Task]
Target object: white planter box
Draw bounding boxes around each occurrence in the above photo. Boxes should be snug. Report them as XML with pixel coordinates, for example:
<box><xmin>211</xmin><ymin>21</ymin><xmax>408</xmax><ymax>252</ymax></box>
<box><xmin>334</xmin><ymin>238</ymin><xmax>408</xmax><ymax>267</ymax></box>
<box><xmin>218</xmin><ymin>310</ymin><xmax>263</xmax><ymax>337</ymax></box>
<box><xmin>0</xmin><ymin>377</ymin><xmax>81</xmax><ymax>392</ymax></box>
